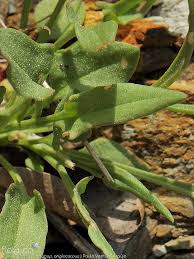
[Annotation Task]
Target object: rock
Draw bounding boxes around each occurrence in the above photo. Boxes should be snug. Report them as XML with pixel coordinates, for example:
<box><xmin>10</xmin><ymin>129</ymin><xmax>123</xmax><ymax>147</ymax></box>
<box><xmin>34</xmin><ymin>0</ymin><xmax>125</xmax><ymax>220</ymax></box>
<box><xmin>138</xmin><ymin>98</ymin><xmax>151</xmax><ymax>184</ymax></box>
<box><xmin>165</xmin><ymin>236</ymin><xmax>194</xmax><ymax>251</ymax></box>
<box><xmin>169</xmin><ymin>80</ymin><xmax>194</xmax><ymax>95</ymax></box>
<box><xmin>83</xmin><ymin>179</ymin><xmax>145</xmax><ymax>255</ymax></box>
<box><xmin>154</xmin><ymin>189</ymin><xmax>194</xmax><ymax>218</ymax></box>
<box><xmin>137</xmin><ymin>47</ymin><xmax>176</xmax><ymax>74</ymax></box>
<box><xmin>163</xmin><ymin>253</ymin><xmax>194</xmax><ymax>259</ymax></box>
<box><xmin>155</xmin><ymin>224</ymin><xmax>173</xmax><ymax>238</ymax></box>
<box><xmin>153</xmin><ymin>244</ymin><xmax>167</xmax><ymax>257</ymax></box>
<box><xmin>153</xmin><ymin>236</ymin><xmax>194</xmax><ymax>257</ymax></box>
<box><xmin>151</xmin><ymin>0</ymin><xmax>189</xmax><ymax>38</ymax></box>
<box><xmin>117</xmin><ymin>18</ymin><xmax>177</xmax><ymax>48</ymax></box>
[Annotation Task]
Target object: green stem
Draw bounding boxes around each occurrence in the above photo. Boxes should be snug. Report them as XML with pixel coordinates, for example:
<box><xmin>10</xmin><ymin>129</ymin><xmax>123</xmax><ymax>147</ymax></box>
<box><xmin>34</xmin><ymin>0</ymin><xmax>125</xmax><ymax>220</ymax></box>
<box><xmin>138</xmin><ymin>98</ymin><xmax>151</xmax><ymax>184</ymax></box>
<box><xmin>54</xmin><ymin>27</ymin><xmax>74</xmax><ymax>49</ymax></box>
<box><xmin>43</xmin><ymin>155</ymin><xmax>75</xmax><ymax>198</ymax></box>
<box><xmin>84</xmin><ymin>141</ymin><xmax>114</xmax><ymax>183</ymax></box>
<box><xmin>0</xmin><ymin>155</ymin><xmax>22</xmax><ymax>184</ymax></box>
<box><xmin>0</xmin><ymin>108</ymin><xmax>75</xmax><ymax>134</ymax></box>
<box><xmin>20</xmin><ymin>0</ymin><xmax>33</xmax><ymax>29</ymax></box>
<box><xmin>152</xmin><ymin>0</ymin><xmax>194</xmax><ymax>88</ymax></box>
<box><xmin>0</xmin><ymin>96</ymin><xmax>29</xmax><ymax>123</ymax></box>
<box><xmin>0</xmin><ymin>125</ymin><xmax>53</xmax><ymax>143</ymax></box>
<box><xmin>116</xmin><ymin>163</ymin><xmax>194</xmax><ymax>198</ymax></box>
<box><xmin>37</xmin><ymin>0</ymin><xmax>67</xmax><ymax>43</ymax></box>
<box><xmin>23</xmin><ymin>143</ymin><xmax>75</xmax><ymax>198</ymax></box>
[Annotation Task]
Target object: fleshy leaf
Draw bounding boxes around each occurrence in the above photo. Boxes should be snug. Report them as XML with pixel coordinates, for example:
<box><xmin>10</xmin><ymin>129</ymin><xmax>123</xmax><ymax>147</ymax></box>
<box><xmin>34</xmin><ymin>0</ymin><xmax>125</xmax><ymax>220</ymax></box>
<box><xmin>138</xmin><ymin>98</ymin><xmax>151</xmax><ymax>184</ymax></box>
<box><xmin>35</xmin><ymin>0</ymin><xmax>85</xmax><ymax>41</ymax></box>
<box><xmin>97</xmin><ymin>0</ymin><xmax>156</xmax><ymax>24</ymax></box>
<box><xmin>75</xmin><ymin>21</ymin><xmax>118</xmax><ymax>52</ymax></box>
<box><xmin>0</xmin><ymin>183</ymin><xmax>47</xmax><ymax>259</ymax></box>
<box><xmin>96</xmin><ymin>0</ymin><xmax>142</xmax><ymax>16</ymax></box>
<box><xmin>168</xmin><ymin>104</ymin><xmax>194</xmax><ymax>115</ymax></box>
<box><xmin>64</xmin><ymin>83</ymin><xmax>186</xmax><ymax>139</ymax></box>
<box><xmin>81</xmin><ymin>137</ymin><xmax>150</xmax><ymax>170</ymax></box>
<box><xmin>49</xmin><ymin>42</ymin><xmax>140</xmax><ymax>91</ymax></box>
<box><xmin>73</xmin><ymin>177</ymin><xmax>118</xmax><ymax>259</ymax></box>
<box><xmin>79</xmin><ymin>138</ymin><xmax>194</xmax><ymax>198</ymax></box>
<box><xmin>69</xmin><ymin>151</ymin><xmax>173</xmax><ymax>222</ymax></box>
<box><xmin>0</xmin><ymin>29</ymin><xmax>54</xmax><ymax>100</ymax></box>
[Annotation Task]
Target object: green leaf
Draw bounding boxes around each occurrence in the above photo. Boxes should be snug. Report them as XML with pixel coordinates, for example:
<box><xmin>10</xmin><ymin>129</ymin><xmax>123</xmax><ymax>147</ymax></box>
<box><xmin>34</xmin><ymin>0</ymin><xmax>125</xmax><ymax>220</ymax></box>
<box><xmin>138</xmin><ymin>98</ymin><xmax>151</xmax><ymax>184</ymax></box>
<box><xmin>69</xmin><ymin>151</ymin><xmax>174</xmax><ymax>222</ymax></box>
<box><xmin>97</xmin><ymin>0</ymin><xmax>142</xmax><ymax>16</ymax></box>
<box><xmin>73</xmin><ymin>177</ymin><xmax>118</xmax><ymax>259</ymax></box>
<box><xmin>97</xmin><ymin>0</ymin><xmax>156</xmax><ymax>24</ymax></box>
<box><xmin>116</xmin><ymin>13</ymin><xmax>143</xmax><ymax>25</ymax></box>
<box><xmin>79</xmin><ymin>138</ymin><xmax>194</xmax><ymax>198</ymax></box>
<box><xmin>35</xmin><ymin>0</ymin><xmax>85</xmax><ymax>41</ymax></box>
<box><xmin>81</xmin><ymin>137</ymin><xmax>150</xmax><ymax>170</ymax></box>
<box><xmin>49</xmin><ymin>42</ymin><xmax>140</xmax><ymax>91</ymax></box>
<box><xmin>64</xmin><ymin>83</ymin><xmax>186</xmax><ymax>139</ymax></box>
<box><xmin>81</xmin><ymin>137</ymin><xmax>133</xmax><ymax>166</ymax></box>
<box><xmin>0</xmin><ymin>28</ymin><xmax>54</xmax><ymax>100</ymax></box>
<box><xmin>75</xmin><ymin>21</ymin><xmax>118</xmax><ymax>52</ymax></box>
<box><xmin>168</xmin><ymin>104</ymin><xmax>194</xmax><ymax>115</ymax></box>
<box><xmin>0</xmin><ymin>183</ymin><xmax>47</xmax><ymax>259</ymax></box>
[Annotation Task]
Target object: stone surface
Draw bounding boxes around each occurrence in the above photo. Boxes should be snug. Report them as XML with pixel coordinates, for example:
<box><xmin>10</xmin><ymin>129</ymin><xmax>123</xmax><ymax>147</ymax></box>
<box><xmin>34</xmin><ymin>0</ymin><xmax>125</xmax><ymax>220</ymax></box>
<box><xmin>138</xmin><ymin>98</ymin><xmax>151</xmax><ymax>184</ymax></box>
<box><xmin>165</xmin><ymin>236</ymin><xmax>194</xmax><ymax>251</ymax></box>
<box><xmin>155</xmin><ymin>224</ymin><xmax>173</xmax><ymax>238</ymax></box>
<box><xmin>117</xmin><ymin>18</ymin><xmax>177</xmax><ymax>48</ymax></box>
<box><xmin>153</xmin><ymin>244</ymin><xmax>167</xmax><ymax>257</ymax></box>
<box><xmin>151</xmin><ymin>0</ymin><xmax>189</xmax><ymax>38</ymax></box>
<box><xmin>154</xmin><ymin>189</ymin><xmax>194</xmax><ymax>218</ymax></box>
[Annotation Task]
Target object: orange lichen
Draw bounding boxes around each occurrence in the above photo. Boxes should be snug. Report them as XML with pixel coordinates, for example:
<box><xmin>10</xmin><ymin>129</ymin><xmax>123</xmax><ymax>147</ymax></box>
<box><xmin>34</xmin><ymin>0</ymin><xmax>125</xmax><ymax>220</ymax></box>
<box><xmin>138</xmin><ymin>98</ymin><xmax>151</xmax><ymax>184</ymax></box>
<box><xmin>117</xmin><ymin>18</ymin><xmax>175</xmax><ymax>48</ymax></box>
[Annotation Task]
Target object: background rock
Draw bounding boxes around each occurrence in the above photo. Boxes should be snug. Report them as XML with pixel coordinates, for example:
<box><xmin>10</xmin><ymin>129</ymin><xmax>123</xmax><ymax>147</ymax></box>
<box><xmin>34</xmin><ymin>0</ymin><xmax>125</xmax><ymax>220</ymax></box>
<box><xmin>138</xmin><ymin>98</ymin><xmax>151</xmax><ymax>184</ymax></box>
<box><xmin>151</xmin><ymin>0</ymin><xmax>189</xmax><ymax>38</ymax></box>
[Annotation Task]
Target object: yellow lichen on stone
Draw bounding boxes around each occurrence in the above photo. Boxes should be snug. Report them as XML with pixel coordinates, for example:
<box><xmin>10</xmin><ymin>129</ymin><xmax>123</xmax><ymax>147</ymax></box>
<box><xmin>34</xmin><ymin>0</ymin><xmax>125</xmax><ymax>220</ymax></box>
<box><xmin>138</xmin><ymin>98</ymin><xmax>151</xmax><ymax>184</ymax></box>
<box><xmin>84</xmin><ymin>0</ymin><xmax>104</xmax><ymax>27</ymax></box>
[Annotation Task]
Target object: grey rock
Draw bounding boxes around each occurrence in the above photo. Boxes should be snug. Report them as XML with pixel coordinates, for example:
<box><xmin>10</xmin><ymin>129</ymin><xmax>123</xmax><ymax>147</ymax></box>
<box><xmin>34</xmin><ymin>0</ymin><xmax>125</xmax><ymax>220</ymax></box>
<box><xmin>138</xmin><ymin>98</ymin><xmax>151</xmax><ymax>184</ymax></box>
<box><xmin>151</xmin><ymin>0</ymin><xmax>189</xmax><ymax>37</ymax></box>
<box><xmin>153</xmin><ymin>244</ymin><xmax>167</xmax><ymax>257</ymax></box>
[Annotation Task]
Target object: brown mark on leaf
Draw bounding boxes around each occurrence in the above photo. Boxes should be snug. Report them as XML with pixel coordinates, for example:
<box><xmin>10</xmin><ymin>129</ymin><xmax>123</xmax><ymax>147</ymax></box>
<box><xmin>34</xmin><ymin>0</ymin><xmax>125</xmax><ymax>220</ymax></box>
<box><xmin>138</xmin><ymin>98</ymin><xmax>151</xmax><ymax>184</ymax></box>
<box><xmin>96</xmin><ymin>40</ymin><xmax>114</xmax><ymax>51</ymax></box>
<box><xmin>62</xmin><ymin>131</ymin><xmax>70</xmax><ymax>139</ymax></box>
<box><xmin>104</xmin><ymin>85</ymin><xmax>112</xmax><ymax>91</ymax></box>
<box><xmin>121</xmin><ymin>57</ymin><xmax>128</xmax><ymax>69</ymax></box>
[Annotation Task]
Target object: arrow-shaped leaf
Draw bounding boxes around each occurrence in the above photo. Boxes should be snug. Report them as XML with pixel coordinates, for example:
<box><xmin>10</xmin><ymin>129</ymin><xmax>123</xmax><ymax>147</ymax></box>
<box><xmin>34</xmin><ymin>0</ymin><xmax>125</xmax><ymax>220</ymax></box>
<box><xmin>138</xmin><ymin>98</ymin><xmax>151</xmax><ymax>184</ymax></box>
<box><xmin>65</xmin><ymin>83</ymin><xmax>186</xmax><ymax>139</ymax></box>
<box><xmin>49</xmin><ymin>42</ymin><xmax>140</xmax><ymax>91</ymax></box>
<box><xmin>75</xmin><ymin>21</ymin><xmax>118</xmax><ymax>52</ymax></box>
<box><xmin>0</xmin><ymin>28</ymin><xmax>54</xmax><ymax>100</ymax></box>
